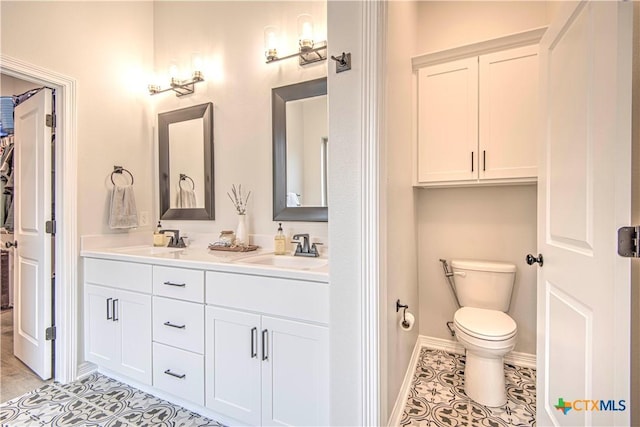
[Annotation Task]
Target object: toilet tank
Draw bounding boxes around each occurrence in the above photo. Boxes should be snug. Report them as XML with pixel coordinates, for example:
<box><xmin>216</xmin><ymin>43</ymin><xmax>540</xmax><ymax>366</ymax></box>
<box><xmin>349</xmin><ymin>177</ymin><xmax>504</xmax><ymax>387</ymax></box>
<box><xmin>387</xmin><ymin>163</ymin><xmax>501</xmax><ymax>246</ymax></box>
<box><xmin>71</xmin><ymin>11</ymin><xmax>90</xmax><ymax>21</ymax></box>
<box><xmin>451</xmin><ymin>259</ymin><xmax>516</xmax><ymax>312</ymax></box>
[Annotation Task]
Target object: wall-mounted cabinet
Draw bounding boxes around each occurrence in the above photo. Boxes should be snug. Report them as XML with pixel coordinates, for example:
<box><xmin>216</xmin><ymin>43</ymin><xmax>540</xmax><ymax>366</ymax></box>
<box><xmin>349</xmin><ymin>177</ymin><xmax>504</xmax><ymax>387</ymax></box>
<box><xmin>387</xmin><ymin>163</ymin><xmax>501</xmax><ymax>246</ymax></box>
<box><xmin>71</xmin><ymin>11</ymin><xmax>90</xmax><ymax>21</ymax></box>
<box><xmin>413</xmin><ymin>29</ymin><xmax>545</xmax><ymax>187</ymax></box>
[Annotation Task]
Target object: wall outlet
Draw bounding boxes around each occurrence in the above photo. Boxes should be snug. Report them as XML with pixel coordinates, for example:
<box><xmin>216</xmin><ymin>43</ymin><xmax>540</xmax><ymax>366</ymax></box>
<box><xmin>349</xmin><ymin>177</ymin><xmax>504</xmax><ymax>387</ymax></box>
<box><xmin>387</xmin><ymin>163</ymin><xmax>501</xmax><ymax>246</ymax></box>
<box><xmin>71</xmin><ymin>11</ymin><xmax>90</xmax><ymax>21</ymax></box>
<box><xmin>139</xmin><ymin>211</ymin><xmax>150</xmax><ymax>226</ymax></box>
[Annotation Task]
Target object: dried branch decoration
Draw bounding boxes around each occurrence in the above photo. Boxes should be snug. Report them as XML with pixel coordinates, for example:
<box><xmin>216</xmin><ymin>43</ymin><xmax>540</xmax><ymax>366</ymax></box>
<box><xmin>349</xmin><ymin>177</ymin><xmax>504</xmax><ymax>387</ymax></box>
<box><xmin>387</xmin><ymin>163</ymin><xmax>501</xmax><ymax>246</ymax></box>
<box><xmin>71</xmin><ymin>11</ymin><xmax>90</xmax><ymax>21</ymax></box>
<box><xmin>227</xmin><ymin>184</ymin><xmax>251</xmax><ymax>215</ymax></box>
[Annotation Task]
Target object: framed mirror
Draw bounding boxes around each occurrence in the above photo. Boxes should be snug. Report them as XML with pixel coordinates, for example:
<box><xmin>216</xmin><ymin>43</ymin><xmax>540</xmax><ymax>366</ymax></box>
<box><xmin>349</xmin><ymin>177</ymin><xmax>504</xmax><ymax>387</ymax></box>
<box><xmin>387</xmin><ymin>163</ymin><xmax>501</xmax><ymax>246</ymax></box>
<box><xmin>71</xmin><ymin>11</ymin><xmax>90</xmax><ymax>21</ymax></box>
<box><xmin>272</xmin><ymin>77</ymin><xmax>328</xmax><ymax>222</ymax></box>
<box><xmin>158</xmin><ymin>102</ymin><xmax>214</xmax><ymax>220</ymax></box>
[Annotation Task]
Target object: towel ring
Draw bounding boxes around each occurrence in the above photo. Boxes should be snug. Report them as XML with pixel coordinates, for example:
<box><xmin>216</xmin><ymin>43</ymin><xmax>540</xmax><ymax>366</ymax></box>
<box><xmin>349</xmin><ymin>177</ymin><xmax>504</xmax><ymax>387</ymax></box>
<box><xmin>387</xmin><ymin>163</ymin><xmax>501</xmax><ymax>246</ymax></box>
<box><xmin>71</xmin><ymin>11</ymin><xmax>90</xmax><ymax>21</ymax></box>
<box><xmin>111</xmin><ymin>166</ymin><xmax>134</xmax><ymax>186</ymax></box>
<box><xmin>179</xmin><ymin>174</ymin><xmax>195</xmax><ymax>190</ymax></box>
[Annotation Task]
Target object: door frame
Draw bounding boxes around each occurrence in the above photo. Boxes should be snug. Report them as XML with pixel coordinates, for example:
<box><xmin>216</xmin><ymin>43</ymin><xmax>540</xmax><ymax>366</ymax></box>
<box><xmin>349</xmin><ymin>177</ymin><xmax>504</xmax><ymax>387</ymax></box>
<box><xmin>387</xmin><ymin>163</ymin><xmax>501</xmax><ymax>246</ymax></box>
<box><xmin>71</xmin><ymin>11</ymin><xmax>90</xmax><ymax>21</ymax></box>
<box><xmin>0</xmin><ymin>54</ymin><xmax>78</xmax><ymax>384</ymax></box>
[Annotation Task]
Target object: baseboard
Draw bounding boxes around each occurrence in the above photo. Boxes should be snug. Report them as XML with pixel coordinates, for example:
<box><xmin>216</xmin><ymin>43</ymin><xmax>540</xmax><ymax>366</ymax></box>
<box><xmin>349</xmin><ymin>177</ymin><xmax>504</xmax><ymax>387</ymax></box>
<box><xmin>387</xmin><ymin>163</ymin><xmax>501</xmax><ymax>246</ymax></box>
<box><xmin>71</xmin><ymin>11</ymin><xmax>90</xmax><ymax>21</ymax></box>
<box><xmin>387</xmin><ymin>334</ymin><xmax>537</xmax><ymax>426</ymax></box>
<box><xmin>387</xmin><ymin>338</ymin><xmax>423</xmax><ymax>427</ymax></box>
<box><xmin>75</xmin><ymin>361</ymin><xmax>97</xmax><ymax>380</ymax></box>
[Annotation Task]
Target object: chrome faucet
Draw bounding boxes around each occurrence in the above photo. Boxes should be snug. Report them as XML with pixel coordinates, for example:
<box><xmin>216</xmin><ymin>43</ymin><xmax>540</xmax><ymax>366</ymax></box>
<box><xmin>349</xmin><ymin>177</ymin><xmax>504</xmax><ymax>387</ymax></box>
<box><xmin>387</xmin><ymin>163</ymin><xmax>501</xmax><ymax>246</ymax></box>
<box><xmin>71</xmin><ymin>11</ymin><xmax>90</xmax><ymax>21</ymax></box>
<box><xmin>160</xmin><ymin>229</ymin><xmax>186</xmax><ymax>248</ymax></box>
<box><xmin>292</xmin><ymin>234</ymin><xmax>322</xmax><ymax>257</ymax></box>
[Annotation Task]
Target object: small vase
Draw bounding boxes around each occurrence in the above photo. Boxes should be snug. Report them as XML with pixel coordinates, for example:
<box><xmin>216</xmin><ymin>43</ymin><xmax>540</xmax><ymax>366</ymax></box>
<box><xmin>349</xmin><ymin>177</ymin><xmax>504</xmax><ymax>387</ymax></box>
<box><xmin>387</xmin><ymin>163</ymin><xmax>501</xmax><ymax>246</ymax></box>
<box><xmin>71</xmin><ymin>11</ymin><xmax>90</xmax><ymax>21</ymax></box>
<box><xmin>235</xmin><ymin>214</ymin><xmax>248</xmax><ymax>246</ymax></box>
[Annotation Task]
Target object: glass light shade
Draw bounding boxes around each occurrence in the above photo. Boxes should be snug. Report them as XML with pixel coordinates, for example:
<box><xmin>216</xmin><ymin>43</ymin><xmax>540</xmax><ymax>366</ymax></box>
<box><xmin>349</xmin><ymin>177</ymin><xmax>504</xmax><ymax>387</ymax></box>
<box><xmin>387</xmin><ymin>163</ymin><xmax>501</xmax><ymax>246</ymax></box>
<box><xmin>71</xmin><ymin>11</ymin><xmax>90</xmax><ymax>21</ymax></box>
<box><xmin>191</xmin><ymin>54</ymin><xmax>203</xmax><ymax>72</ymax></box>
<box><xmin>264</xmin><ymin>26</ymin><xmax>279</xmax><ymax>61</ymax></box>
<box><xmin>297</xmin><ymin>14</ymin><xmax>314</xmax><ymax>52</ymax></box>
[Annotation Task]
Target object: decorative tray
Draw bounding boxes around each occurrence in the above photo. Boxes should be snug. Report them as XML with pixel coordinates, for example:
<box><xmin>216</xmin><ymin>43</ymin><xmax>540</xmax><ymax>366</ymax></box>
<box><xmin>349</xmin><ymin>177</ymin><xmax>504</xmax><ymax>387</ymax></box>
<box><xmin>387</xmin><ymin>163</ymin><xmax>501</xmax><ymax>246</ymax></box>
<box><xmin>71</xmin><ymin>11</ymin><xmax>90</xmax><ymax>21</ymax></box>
<box><xmin>208</xmin><ymin>244</ymin><xmax>259</xmax><ymax>252</ymax></box>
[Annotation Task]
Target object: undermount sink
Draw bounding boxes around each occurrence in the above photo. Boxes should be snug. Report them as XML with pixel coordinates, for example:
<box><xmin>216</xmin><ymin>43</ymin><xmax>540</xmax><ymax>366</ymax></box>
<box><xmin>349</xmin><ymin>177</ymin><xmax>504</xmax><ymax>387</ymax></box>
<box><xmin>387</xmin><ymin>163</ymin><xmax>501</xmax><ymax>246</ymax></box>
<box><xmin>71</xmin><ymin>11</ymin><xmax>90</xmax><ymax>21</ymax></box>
<box><xmin>114</xmin><ymin>246</ymin><xmax>184</xmax><ymax>255</ymax></box>
<box><xmin>238</xmin><ymin>254</ymin><xmax>328</xmax><ymax>270</ymax></box>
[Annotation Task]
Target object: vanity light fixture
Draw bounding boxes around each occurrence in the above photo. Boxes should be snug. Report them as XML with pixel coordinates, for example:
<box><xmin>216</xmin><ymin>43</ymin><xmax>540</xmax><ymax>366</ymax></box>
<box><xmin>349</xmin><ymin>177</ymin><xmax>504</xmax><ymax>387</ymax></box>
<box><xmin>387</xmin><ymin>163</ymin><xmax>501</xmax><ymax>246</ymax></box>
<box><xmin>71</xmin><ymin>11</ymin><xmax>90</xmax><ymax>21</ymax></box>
<box><xmin>148</xmin><ymin>71</ymin><xmax>204</xmax><ymax>97</ymax></box>
<box><xmin>265</xmin><ymin>14</ymin><xmax>327</xmax><ymax>66</ymax></box>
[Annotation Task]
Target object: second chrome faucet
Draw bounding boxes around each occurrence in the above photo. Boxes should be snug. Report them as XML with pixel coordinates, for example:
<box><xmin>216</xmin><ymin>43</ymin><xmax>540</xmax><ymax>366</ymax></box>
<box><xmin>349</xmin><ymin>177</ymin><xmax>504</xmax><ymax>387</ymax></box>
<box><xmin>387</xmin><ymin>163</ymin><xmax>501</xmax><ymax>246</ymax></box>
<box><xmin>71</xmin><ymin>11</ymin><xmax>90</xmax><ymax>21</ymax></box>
<box><xmin>291</xmin><ymin>234</ymin><xmax>322</xmax><ymax>257</ymax></box>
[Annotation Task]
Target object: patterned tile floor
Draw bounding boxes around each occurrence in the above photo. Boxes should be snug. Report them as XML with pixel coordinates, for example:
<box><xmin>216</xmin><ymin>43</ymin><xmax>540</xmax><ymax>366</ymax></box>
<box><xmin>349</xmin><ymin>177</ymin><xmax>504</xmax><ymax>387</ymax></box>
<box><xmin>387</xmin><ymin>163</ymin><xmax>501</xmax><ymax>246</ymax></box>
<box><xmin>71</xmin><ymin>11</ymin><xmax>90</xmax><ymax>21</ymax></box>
<box><xmin>0</xmin><ymin>373</ymin><xmax>223</xmax><ymax>426</ymax></box>
<box><xmin>400</xmin><ymin>348</ymin><xmax>536</xmax><ymax>427</ymax></box>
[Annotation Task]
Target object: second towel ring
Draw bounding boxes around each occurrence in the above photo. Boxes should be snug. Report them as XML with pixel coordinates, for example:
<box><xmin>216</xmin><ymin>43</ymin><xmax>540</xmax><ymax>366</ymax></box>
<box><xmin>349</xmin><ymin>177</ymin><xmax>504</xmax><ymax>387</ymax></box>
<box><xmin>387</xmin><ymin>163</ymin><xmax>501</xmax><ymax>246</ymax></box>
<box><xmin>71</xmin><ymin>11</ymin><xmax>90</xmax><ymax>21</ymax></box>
<box><xmin>111</xmin><ymin>166</ymin><xmax>134</xmax><ymax>186</ymax></box>
<box><xmin>179</xmin><ymin>174</ymin><xmax>195</xmax><ymax>190</ymax></box>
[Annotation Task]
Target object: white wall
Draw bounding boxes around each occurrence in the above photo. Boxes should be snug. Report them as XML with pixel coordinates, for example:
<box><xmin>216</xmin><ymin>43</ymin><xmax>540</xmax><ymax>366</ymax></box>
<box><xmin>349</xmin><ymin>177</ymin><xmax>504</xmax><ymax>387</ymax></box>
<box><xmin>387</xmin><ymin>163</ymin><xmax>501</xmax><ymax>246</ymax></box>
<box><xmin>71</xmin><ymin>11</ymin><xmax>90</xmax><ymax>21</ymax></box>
<box><xmin>413</xmin><ymin>1</ymin><xmax>550</xmax><ymax>356</ymax></box>
<box><xmin>327</xmin><ymin>1</ymin><xmax>364</xmax><ymax>424</ymax></box>
<box><xmin>1</xmin><ymin>1</ymin><xmax>155</xmax><ymax>238</ymax></box>
<box><xmin>384</xmin><ymin>0</ymin><xmax>419</xmax><ymax>421</ymax></box>
<box><xmin>151</xmin><ymin>1</ymin><xmax>328</xmax><ymax>243</ymax></box>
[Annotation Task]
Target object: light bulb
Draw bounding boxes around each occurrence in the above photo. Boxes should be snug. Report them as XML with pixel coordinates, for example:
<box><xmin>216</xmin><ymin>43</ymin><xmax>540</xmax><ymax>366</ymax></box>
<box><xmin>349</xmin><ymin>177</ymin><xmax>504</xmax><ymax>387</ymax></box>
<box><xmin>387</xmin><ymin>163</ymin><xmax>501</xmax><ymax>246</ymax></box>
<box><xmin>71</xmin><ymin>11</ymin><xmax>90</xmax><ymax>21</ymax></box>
<box><xmin>264</xmin><ymin>26</ymin><xmax>279</xmax><ymax>61</ymax></box>
<box><xmin>297</xmin><ymin>14</ymin><xmax>314</xmax><ymax>52</ymax></box>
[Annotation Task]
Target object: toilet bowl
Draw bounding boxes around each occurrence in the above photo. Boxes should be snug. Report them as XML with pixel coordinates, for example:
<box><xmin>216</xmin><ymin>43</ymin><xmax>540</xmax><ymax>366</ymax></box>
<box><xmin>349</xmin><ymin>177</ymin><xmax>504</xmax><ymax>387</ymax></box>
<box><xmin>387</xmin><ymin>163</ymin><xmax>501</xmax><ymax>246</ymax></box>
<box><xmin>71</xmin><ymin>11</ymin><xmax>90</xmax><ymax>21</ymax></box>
<box><xmin>449</xmin><ymin>259</ymin><xmax>518</xmax><ymax>408</ymax></box>
<box><xmin>453</xmin><ymin>307</ymin><xmax>517</xmax><ymax>407</ymax></box>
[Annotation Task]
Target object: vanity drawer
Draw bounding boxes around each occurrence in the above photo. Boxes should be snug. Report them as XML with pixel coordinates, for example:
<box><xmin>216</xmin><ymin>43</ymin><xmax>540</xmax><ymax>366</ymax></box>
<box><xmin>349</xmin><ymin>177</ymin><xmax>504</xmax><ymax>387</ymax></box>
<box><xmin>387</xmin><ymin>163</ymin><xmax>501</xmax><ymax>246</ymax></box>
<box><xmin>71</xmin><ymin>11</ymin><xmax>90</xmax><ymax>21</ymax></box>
<box><xmin>153</xmin><ymin>342</ymin><xmax>204</xmax><ymax>406</ymax></box>
<box><xmin>85</xmin><ymin>258</ymin><xmax>152</xmax><ymax>294</ymax></box>
<box><xmin>152</xmin><ymin>296</ymin><xmax>204</xmax><ymax>354</ymax></box>
<box><xmin>153</xmin><ymin>266</ymin><xmax>204</xmax><ymax>303</ymax></box>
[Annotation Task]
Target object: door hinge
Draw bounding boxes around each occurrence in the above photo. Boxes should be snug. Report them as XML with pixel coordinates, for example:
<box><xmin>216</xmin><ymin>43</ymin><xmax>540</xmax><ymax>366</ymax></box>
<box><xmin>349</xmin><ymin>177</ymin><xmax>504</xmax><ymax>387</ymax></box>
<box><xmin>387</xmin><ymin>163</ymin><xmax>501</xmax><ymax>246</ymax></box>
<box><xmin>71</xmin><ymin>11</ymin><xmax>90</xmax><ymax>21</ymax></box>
<box><xmin>618</xmin><ymin>226</ymin><xmax>640</xmax><ymax>257</ymax></box>
<box><xmin>46</xmin><ymin>114</ymin><xmax>56</xmax><ymax>128</ymax></box>
<box><xmin>46</xmin><ymin>220</ymin><xmax>56</xmax><ymax>235</ymax></box>
<box><xmin>45</xmin><ymin>326</ymin><xmax>56</xmax><ymax>341</ymax></box>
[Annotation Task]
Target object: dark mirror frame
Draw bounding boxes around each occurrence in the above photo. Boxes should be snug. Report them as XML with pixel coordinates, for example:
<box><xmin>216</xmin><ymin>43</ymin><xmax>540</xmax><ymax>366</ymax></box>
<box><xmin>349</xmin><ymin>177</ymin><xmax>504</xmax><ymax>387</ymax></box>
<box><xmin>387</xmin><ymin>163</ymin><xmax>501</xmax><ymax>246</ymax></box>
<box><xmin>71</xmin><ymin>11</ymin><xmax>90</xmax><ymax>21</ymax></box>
<box><xmin>159</xmin><ymin>102</ymin><xmax>215</xmax><ymax>220</ymax></box>
<box><xmin>272</xmin><ymin>77</ymin><xmax>328</xmax><ymax>222</ymax></box>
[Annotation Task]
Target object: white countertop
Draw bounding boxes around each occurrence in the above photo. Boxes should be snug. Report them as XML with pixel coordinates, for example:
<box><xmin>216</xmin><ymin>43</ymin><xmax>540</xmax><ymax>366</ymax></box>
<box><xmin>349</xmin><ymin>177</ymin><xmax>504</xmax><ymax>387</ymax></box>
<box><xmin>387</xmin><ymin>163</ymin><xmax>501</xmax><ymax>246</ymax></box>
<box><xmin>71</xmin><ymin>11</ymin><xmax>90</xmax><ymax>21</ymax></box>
<box><xmin>81</xmin><ymin>245</ymin><xmax>329</xmax><ymax>283</ymax></box>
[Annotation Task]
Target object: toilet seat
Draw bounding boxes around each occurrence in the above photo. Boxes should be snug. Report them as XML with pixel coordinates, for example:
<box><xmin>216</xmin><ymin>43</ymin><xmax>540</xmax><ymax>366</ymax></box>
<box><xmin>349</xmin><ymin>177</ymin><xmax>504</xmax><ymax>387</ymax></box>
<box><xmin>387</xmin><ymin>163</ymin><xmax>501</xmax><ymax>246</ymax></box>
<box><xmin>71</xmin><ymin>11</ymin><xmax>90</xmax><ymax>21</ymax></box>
<box><xmin>454</xmin><ymin>307</ymin><xmax>516</xmax><ymax>341</ymax></box>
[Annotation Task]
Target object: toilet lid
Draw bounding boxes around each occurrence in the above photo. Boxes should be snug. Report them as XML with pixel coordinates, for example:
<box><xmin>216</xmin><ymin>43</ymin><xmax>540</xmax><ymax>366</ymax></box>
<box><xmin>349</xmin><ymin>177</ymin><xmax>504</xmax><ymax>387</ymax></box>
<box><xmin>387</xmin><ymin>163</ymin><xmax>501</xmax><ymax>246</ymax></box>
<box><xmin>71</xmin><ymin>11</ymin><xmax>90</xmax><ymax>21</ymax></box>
<box><xmin>454</xmin><ymin>307</ymin><xmax>517</xmax><ymax>341</ymax></box>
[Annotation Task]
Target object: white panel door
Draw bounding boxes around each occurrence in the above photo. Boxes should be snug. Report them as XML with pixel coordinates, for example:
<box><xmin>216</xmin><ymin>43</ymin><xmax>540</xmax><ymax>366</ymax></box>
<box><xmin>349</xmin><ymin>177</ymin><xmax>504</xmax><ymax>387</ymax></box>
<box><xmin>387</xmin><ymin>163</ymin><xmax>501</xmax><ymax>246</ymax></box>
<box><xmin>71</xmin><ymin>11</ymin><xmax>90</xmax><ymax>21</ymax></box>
<box><xmin>417</xmin><ymin>57</ymin><xmax>478</xmax><ymax>184</ymax></box>
<box><xmin>479</xmin><ymin>45</ymin><xmax>538</xmax><ymax>181</ymax></box>
<box><xmin>261</xmin><ymin>316</ymin><xmax>329</xmax><ymax>427</ymax></box>
<box><xmin>536</xmin><ymin>2</ymin><xmax>632</xmax><ymax>426</ymax></box>
<box><xmin>12</xmin><ymin>88</ymin><xmax>53</xmax><ymax>380</ymax></box>
<box><xmin>205</xmin><ymin>306</ymin><xmax>261</xmax><ymax>426</ymax></box>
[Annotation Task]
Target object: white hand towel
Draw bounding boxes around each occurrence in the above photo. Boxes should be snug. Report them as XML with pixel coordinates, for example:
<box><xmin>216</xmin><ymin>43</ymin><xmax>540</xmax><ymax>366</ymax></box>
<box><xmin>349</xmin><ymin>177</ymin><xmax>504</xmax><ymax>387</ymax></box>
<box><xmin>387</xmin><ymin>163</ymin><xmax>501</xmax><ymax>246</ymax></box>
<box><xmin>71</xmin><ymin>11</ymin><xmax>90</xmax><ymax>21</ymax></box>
<box><xmin>177</xmin><ymin>187</ymin><xmax>197</xmax><ymax>208</ymax></box>
<box><xmin>109</xmin><ymin>184</ymin><xmax>139</xmax><ymax>229</ymax></box>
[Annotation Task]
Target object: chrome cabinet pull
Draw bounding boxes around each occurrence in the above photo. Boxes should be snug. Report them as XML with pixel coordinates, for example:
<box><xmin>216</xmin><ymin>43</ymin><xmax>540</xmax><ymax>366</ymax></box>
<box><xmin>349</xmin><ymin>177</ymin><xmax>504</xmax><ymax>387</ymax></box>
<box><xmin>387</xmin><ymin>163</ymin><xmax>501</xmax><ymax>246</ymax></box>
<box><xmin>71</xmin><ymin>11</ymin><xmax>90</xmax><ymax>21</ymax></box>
<box><xmin>106</xmin><ymin>298</ymin><xmax>112</xmax><ymax>320</ymax></box>
<box><xmin>163</xmin><ymin>281</ymin><xmax>186</xmax><ymax>287</ymax></box>
<box><xmin>112</xmin><ymin>299</ymin><xmax>118</xmax><ymax>322</ymax></box>
<box><xmin>471</xmin><ymin>152</ymin><xmax>474</xmax><ymax>172</ymax></box>
<box><xmin>164</xmin><ymin>369</ymin><xmax>186</xmax><ymax>379</ymax></box>
<box><xmin>262</xmin><ymin>329</ymin><xmax>269</xmax><ymax>361</ymax></box>
<box><xmin>251</xmin><ymin>327</ymin><xmax>257</xmax><ymax>358</ymax></box>
<box><xmin>483</xmin><ymin>150</ymin><xmax>486</xmax><ymax>171</ymax></box>
<box><xmin>163</xmin><ymin>321</ymin><xmax>186</xmax><ymax>329</ymax></box>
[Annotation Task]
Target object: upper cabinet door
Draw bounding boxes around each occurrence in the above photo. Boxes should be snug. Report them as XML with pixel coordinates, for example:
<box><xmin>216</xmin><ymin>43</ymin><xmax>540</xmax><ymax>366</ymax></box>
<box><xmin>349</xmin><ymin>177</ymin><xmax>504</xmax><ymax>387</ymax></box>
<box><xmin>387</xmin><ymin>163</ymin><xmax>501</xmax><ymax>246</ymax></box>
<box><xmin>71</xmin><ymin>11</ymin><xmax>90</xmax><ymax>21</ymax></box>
<box><xmin>417</xmin><ymin>57</ymin><xmax>478</xmax><ymax>184</ymax></box>
<box><xmin>479</xmin><ymin>45</ymin><xmax>539</xmax><ymax>181</ymax></box>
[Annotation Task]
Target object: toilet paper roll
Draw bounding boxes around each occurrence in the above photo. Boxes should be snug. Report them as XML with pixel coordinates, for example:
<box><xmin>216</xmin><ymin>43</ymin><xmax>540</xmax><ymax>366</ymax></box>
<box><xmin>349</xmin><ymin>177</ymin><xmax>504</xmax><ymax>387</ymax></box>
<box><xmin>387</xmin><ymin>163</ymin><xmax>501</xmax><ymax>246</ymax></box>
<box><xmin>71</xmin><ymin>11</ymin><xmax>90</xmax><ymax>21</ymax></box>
<box><xmin>400</xmin><ymin>311</ymin><xmax>415</xmax><ymax>331</ymax></box>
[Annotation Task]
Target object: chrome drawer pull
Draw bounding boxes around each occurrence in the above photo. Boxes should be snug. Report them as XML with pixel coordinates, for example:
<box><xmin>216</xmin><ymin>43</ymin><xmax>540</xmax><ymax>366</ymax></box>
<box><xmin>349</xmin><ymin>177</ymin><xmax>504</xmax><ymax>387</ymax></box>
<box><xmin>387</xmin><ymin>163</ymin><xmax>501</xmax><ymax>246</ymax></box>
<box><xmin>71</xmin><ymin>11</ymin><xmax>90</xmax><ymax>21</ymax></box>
<box><xmin>163</xmin><ymin>321</ymin><xmax>186</xmax><ymax>329</ymax></box>
<box><xmin>163</xmin><ymin>281</ymin><xmax>186</xmax><ymax>287</ymax></box>
<box><xmin>164</xmin><ymin>369</ymin><xmax>186</xmax><ymax>379</ymax></box>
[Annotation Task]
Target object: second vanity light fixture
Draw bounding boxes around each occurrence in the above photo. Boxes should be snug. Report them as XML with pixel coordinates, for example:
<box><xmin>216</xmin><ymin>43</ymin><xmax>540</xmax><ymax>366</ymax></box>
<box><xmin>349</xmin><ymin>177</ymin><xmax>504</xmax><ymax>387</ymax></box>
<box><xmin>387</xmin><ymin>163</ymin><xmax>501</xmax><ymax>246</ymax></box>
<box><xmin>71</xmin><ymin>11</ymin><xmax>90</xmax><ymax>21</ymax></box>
<box><xmin>264</xmin><ymin>13</ymin><xmax>327</xmax><ymax>66</ymax></box>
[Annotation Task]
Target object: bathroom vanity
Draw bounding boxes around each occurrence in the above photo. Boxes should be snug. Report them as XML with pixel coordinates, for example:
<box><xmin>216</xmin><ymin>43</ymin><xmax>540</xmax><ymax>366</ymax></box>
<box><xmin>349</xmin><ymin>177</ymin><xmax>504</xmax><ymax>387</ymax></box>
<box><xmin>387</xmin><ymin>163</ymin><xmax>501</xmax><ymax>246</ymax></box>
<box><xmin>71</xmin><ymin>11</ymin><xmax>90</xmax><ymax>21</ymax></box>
<box><xmin>81</xmin><ymin>244</ymin><xmax>329</xmax><ymax>427</ymax></box>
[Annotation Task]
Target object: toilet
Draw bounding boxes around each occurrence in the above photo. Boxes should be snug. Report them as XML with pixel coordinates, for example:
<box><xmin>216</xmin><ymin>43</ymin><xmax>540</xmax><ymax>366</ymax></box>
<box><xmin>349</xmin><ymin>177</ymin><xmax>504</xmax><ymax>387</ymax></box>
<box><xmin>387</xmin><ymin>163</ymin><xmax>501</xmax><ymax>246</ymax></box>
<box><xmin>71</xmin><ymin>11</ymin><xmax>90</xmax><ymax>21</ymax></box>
<box><xmin>450</xmin><ymin>259</ymin><xmax>517</xmax><ymax>407</ymax></box>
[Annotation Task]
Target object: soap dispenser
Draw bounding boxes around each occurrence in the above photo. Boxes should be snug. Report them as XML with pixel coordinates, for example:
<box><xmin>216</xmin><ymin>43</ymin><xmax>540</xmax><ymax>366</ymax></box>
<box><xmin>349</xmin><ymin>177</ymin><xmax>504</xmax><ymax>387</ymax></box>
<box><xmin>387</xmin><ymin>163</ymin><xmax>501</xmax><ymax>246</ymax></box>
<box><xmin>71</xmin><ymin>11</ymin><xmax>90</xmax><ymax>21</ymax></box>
<box><xmin>153</xmin><ymin>221</ymin><xmax>165</xmax><ymax>247</ymax></box>
<box><xmin>274</xmin><ymin>223</ymin><xmax>286</xmax><ymax>255</ymax></box>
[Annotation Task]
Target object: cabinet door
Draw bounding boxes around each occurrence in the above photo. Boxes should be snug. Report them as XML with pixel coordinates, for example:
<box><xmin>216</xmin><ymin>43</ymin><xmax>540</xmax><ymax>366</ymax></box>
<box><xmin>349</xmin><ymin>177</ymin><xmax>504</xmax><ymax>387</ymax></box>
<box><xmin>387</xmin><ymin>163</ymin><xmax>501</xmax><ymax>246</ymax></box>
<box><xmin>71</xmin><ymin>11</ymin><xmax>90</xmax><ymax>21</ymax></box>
<box><xmin>205</xmin><ymin>306</ymin><xmax>261</xmax><ymax>426</ymax></box>
<box><xmin>85</xmin><ymin>284</ymin><xmax>119</xmax><ymax>370</ymax></box>
<box><xmin>417</xmin><ymin>57</ymin><xmax>478</xmax><ymax>184</ymax></box>
<box><xmin>116</xmin><ymin>289</ymin><xmax>152</xmax><ymax>385</ymax></box>
<box><xmin>261</xmin><ymin>316</ymin><xmax>329</xmax><ymax>427</ymax></box>
<box><xmin>479</xmin><ymin>45</ymin><xmax>539</xmax><ymax>180</ymax></box>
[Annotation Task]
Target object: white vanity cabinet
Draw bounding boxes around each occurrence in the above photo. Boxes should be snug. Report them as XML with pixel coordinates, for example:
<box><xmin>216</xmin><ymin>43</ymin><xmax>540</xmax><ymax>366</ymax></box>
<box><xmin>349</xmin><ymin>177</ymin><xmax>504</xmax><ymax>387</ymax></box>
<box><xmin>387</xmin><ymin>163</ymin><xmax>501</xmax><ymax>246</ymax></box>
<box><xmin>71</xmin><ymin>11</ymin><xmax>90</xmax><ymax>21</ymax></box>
<box><xmin>151</xmin><ymin>265</ymin><xmax>205</xmax><ymax>406</ymax></box>
<box><xmin>414</xmin><ymin>41</ymin><xmax>540</xmax><ymax>186</ymax></box>
<box><xmin>205</xmin><ymin>271</ymin><xmax>329</xmax><ymax>427</ymax></box>
<box><xmin>84</xmin><ymin>259</ymin><xmax>152</xmax><ymax>385</ymax></box>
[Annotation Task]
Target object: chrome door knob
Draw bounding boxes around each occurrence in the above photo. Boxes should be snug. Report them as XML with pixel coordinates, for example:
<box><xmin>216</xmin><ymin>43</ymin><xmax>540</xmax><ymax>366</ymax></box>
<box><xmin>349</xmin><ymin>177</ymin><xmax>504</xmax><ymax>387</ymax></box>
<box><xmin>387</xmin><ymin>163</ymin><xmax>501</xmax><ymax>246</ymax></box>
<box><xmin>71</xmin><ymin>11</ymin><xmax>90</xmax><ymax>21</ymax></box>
<box><xmin>5</xmin><ymin>240</ymin><xmax>17</xmax><ymax>249</ymax></box>
<box><xmin>526</xmin><ymin>253</ymin><xmax>543</xmax><ymax>266</ymax></box>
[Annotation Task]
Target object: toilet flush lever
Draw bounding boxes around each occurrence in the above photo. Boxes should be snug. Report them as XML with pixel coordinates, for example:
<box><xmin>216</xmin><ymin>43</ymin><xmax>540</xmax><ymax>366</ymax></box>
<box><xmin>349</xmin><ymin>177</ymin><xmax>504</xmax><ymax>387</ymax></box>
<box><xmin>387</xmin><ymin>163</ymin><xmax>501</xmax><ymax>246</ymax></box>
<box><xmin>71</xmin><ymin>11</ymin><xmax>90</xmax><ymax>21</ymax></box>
<box><xmin>526</xmin><ymin>253</ymin><xmax>544</xmax><ymax>267</ymax></box>
<box><xmin>453</xmin><ymin>271</ymin><xmax>466</xmax><ymax>278</ymax></box>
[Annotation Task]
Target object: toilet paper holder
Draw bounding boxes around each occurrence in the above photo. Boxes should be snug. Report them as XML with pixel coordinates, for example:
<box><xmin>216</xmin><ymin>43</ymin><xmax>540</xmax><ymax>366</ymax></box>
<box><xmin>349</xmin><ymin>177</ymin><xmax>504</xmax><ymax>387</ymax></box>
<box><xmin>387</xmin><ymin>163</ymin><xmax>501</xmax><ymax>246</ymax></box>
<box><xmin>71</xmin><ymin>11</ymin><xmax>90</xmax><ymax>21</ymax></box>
<box><xmin>396</xmin><ymin>299</ymin><xmax>410</xmax><ymax>328</ymax></box>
